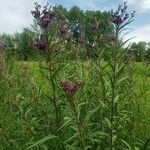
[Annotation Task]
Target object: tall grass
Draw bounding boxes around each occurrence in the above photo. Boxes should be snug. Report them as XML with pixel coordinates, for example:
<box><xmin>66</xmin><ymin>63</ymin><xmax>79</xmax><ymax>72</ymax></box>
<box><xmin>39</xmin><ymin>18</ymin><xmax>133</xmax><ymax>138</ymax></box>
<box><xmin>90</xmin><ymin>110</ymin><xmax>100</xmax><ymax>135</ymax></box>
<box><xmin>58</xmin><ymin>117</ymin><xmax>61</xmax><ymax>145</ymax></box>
<box><xmin>0</xmin><ymin>1</ymin><xmax>150</xmax><ymax>150</ymax></box>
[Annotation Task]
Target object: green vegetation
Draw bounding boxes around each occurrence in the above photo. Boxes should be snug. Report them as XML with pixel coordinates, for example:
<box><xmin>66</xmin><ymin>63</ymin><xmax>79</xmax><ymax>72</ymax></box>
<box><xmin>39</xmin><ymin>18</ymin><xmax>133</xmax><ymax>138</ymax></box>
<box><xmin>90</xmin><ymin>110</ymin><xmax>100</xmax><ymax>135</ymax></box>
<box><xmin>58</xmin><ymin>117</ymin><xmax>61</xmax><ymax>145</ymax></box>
<box><xmin>1</xmin><ymin>59</ymin><xmax>150</xmax><ymax>149</ymax></box>
<box><xmin>0</xmin><ymin>1</ymin><xmax>150</xmax><ymax>150</ymax></box>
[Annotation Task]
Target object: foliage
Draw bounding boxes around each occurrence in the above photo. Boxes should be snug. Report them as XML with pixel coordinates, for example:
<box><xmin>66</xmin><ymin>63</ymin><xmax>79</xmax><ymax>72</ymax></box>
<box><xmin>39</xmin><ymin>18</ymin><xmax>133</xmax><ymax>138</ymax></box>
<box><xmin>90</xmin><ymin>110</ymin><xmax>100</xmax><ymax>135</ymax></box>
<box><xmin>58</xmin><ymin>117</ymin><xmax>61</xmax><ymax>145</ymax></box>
<box><xmin>0</xmin><ymin>1</ymin><xmax>150</xmax><ymax>150</ymax></box>
<box><xmin>14</xmin><ymin>28</ymin><xmax>37</xmax><ymax>61</ymax></box>
<box><xmin>130</xmin><ymin>41</ymin><xmax>147</xmax><ymax>62</ymax></box>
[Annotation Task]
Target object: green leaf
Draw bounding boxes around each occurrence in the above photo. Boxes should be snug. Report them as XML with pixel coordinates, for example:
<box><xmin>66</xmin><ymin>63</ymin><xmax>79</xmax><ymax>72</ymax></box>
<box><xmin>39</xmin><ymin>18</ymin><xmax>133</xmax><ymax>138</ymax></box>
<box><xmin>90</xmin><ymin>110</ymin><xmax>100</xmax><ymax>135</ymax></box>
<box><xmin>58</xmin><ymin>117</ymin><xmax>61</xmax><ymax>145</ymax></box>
<box><xmin>112</xmin><ymin>135</ymin><xmax>117</xmax><ymax>144</ymax></box>
<box><xmin>114</xmin><ymin>95</ymin><xmax>120</xmax><ymax>105</ymax></box>
<box><xmin>90</xmin><ymin>131</ymin><xmax>108</xmax><ymax>138</ymax></box>
<box><xmin>117</xmin><ymin>77</ymin><xmax>127</xmax><ymax>85</ymax></box>
<box><xmin>104</xmin><ymin>118</ymin><xmax>111</xmax><ymax>129</ymax></box>
<box><xmin>25</xmin><ymin>108</ymin><xmax>32</xmax><ymax>120</ymax></box>
<box><xmin>77</xmin><ymin>102</ymin><xmax>87</xmax><ymax>120</ymax></box>
<box><xmin>57</xmin><ymin>118</ymin><xmax>72</xmax><ymax>132</ymax></box>
<box><xmin>134</xmin><ymin>147</ymin><xmax>140</xmax><ymax>150</ymax></box>
<box><xmin>27</xmin><ymin>135</ymin><xmax>57</xmax><ymax>149</ymax></box>
<box><xmin>64</xmin><ymin>134</ymin><xmax>78</xmax><ymax>144</ymax></box>
<box><xmin>40</xmin><ymin>144</ymin><xmax>49</xmax><ymax>150</ymax></box>
<box><xmin>121</xmin><ymin>139</ymin><xmax>132</xmax><ymax>150</ymax></box>
<box><xmin>83</xmin><ymin>106</ymin><xmax>99</xmax><ymax>123</ymax></box>
<box><xmin>119</xmin><ymin>19</ymin><xmax>134</xmax><ymax>30</ymax></box>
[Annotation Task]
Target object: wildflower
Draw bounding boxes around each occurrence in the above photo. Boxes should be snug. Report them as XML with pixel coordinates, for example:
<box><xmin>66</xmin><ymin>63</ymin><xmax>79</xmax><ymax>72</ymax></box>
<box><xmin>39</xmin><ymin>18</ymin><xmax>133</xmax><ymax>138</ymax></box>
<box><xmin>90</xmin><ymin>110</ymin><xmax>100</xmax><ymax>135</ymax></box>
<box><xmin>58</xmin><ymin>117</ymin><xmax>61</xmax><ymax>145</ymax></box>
<box><xmin>31</xmin><ymin>2</ymin><xmax>41</xmax><ymax>19</ymax></box>
<box><xmin>40</xmin><ymin>16</ymin><xmax>53</xmax><ymax>28</ymax></box>
<box><xmin>34</xmin><ymin>38</ymin><xmax>46</xmax><ymax>51</ymax></box>
<box><xmin>111</xmin><ymin>1</ymin><xmax>135</xmax><ymax>25</ymax></box>
<box><xmin>131</xmin><ymin>11</ymin><xmax>136</xmax><ymax>18</ymax></box>
<box><xmin>31</xmin><ymin>2</ymin><xmax>55</xmax><ymax>29</ymax></box>
<box><xmin>62</xmin><ymin>79</ymin><xmax>83</xmax><ymax>94</ymax></box>
<box><xmin>60</xmin><ymin>24</ymin><xmax>69</xmax><ymax>34</ymax></box>
<box><xmin>62</xmin><ymin>81</ymin><xmax>77</xmax><ymax>94</ymax></box>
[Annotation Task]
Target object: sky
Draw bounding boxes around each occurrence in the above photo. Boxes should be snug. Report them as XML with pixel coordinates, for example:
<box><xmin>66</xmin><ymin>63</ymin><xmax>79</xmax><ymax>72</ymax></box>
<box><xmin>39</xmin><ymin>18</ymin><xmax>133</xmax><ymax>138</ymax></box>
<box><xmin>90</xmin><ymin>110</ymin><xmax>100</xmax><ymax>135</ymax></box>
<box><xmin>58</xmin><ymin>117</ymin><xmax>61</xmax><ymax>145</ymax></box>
<box><xmin>0</xmin><ymin>0</ymin><xmax>150</xmax><ymax>43</ymax></box>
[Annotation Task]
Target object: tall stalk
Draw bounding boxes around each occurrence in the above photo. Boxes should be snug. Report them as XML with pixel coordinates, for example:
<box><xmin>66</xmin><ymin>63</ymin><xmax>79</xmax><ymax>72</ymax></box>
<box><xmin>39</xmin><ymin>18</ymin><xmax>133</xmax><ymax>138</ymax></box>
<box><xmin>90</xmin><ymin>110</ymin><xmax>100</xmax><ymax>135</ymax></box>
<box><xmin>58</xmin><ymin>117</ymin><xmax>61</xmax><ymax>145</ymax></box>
<box><xmin>70</xmin><ymin>95</ymin><xmax>85</xmax><ymax>150</ymax></box>
<box><xmin>108</xmin><ymin>2</ymin><xmax>135</xmax><ymax>149</ymax></box>
<box><xmin>48</xmin><ymin>61</ymin><xmax>65</xmax><ymax>149</ymax></box>
<box><xmin>31</xmin><ymin>3</ymin><xmax>69</xmax><ymax>149</ymax></box>
<box><xmin>62</xmin><ymin>80</ymin><xmax>85</xmax><ymax>149</ymax></box>
<box><xmin>110</xmin><ymin>25</ymin><xmax>119</xmax><ymax>150</ymax></box>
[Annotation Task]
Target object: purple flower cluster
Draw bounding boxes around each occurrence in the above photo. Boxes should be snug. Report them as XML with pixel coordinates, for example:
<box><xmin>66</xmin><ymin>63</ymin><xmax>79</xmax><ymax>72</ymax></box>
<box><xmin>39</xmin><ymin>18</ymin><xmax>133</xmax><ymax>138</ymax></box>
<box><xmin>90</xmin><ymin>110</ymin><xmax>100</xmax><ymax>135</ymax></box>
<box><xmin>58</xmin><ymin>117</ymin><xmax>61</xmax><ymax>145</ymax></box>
<box><xmin>62</xmin><ymin>80</ymin><xmax>83</xmax><ymax>94</ymax></box>
<box><xmin>33</xmin><ymin>37</ymin><xmax>46</xmax><ymax>52</ymax></box>
<box><xmin>60</xmin><ymin>24</ymin><xmax>69</xmax><ymax>34</ymax></box>
<box><xmin>31</xmin><ymin>2</ymin><xmax>55</xmax><ymax>29</ymax></box>
<box><xmin>111</xmin><ymin>1</ymin><xmax>135</xmax><ymax>25</ymax></box>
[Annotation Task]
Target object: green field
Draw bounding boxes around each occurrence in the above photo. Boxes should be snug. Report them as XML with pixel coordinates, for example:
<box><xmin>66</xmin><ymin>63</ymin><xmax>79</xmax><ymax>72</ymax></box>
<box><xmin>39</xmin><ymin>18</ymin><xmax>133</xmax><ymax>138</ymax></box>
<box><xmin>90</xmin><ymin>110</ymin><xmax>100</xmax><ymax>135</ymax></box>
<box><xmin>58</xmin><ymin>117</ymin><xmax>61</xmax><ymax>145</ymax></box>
<box><xmin>1</xmin><ymin>1</ymin><xmax>150</xmax><ymax>149</ymax></box>
<box><xmin>1</xmin><ymin>60</ymin><xmax>150</xmax><ymax>149</ymax></box>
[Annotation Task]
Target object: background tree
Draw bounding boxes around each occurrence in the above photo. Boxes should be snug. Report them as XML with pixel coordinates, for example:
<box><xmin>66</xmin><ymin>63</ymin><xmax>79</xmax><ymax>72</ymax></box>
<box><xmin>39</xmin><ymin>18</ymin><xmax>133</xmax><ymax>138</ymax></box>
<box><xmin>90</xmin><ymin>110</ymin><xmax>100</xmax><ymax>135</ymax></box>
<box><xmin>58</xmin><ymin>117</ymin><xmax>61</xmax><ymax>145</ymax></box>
<box><xmin>14</xmin><ymin>28</ymin><xmax>36</xmax><ymax>61</ymax></box>
<box><xmin>130</xmin><ymin>41</ymin><xmax>147</xmax><ymax>62</ymax></box>
<box><xmin>0</xmin><ymin>33</ymin><xmax>15</xmax><ymax>55</ymax></box>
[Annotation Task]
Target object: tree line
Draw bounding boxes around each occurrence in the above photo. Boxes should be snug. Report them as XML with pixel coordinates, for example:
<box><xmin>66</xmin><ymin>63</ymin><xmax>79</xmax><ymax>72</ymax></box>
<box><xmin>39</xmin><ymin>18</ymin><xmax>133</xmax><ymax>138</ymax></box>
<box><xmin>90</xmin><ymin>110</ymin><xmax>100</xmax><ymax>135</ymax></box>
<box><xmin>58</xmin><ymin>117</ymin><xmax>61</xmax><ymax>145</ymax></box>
<box><xmin>0</xmin><ymin>4</ymin><xmax>150</xmax><ymax>62</ymax></box>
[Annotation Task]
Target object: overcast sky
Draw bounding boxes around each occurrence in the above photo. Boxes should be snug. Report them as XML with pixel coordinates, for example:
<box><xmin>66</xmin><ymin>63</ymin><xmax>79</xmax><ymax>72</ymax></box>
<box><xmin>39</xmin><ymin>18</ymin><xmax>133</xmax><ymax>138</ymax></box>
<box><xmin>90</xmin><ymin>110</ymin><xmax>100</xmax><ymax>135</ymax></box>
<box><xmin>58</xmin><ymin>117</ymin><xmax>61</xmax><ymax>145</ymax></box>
<box><xmin>0</xmin><ymin>0</ymin><xmax>150</xmax><ymax>43</ymax></box>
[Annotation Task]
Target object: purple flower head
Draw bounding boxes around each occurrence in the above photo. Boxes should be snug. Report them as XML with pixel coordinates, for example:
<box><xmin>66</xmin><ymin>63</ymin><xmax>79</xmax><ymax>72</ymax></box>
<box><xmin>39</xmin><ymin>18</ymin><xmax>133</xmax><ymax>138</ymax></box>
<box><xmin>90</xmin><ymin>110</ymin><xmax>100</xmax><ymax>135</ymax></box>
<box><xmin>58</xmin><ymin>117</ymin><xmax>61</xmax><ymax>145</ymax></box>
<box><xmin>111</xmin><ymin>1</ymin><xmax>135</xmax><ymax>25</ymax></box>
<box><xmin>62</xmin><ymin>81</ymin><xmax>77</xmax><ymax>94</ymax></box>
<box><xmin>31</xmin><ymin>2</ymin><xmax>55</xmax><ymax>29</ymax></box>
<box><xmin>112</xmin><ymin>15</ymin><xmax>123</xmax><ymax>25</ymax></box>
<box><xmin>123</xmin><ymin>13</ymin><xmax>129</xmax><ymax>21</ymax></box>
<box><xmin>31</xmin><ymin>11</ymin><xmax>40</xmax><ymax>19</ymax></box>
<box><xmin>60</xmin><ymin>24</ymin><xmax>69</xmax><ymax>34</ymax></box>
<box><xmin>62</xmin><ymin>79</ymin><xmax>83</xmax><ymax>94</ymax></box>
<box><xmin>34</xmin><ymin>38</ymin><xmax>46</xmax><ymax>52</ymax></box>
<box><xmin>40</xmin><ymin>16</ymin><xmax>52</xmax><ymax>28</ymax></box>
<box><xmin>31</xmin><ymin>2</ymin><xmax>41</xmax><ymax>19</ymax></box>
<box><xmin>131</xmin><ymin>11</ymin><xmax>136</xmax><ymax>18</ymax></box>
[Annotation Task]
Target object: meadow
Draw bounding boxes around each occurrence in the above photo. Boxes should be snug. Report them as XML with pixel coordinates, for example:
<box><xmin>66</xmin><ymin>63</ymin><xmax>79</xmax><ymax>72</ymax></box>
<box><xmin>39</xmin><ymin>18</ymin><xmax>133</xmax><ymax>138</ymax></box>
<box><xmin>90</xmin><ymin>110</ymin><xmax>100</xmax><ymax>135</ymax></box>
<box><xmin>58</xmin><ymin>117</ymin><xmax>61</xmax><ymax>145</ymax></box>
<box><xmin>1</xmin><ymin>59</ymin><xmax>150</xmax><ymax>149</ymax></box>
<box><xmin>0</xmin><ymin>1</ymin><xmax>150</xmax><ymax>150</ymax></box>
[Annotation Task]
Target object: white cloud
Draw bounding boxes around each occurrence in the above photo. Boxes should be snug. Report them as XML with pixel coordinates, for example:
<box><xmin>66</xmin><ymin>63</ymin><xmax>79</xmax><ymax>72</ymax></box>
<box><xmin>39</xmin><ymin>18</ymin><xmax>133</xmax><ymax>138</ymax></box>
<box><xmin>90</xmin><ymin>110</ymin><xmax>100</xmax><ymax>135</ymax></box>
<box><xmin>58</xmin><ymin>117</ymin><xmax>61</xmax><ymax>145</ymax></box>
<box><xmin>0</xmin><ymin>0</ymin><xmax>47</xmax><ymax>34</ymax></box>
<box><xmin>126</xmin><ymin>25</ymin><xmax>150</xmax><ymax>43</ymax></box>
<box><xmin>139</xmin><ymin>0</ymin><xmax>150</xmax><ymax>12</ymax></box>
<box><xmin>127</xmin><ymin>0</ymin><xmax>137</xmax><ymax>4</ymax></box>
<box><xmin>77</xmin><ymin>0</ymin><xmax>99</xmax><ymax>10</ymax></box>
<box><xmin>64</xmin><ymin>0</ymin><xmax>100</xmax><ymax>10</ymax></box>
<box><xmin>127</xmin><ymin>0</ymin><xmax>150</xmax><ymax>12</ymax></box>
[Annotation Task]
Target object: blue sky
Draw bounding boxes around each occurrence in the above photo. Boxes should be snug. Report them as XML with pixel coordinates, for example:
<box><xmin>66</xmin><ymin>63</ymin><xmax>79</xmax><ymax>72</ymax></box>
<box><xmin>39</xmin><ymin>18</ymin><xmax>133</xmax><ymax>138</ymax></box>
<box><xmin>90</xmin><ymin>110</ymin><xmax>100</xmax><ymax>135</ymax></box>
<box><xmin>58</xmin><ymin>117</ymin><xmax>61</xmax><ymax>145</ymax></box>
<box><xmin>0</xmin><ymin>0</ymin><xmax>150</xmax><ymax>43</ymax></box>
<box><xmin>48</xmin><ymin>0</ymin><xmax>150</xmax><ymax>42</ymax></box>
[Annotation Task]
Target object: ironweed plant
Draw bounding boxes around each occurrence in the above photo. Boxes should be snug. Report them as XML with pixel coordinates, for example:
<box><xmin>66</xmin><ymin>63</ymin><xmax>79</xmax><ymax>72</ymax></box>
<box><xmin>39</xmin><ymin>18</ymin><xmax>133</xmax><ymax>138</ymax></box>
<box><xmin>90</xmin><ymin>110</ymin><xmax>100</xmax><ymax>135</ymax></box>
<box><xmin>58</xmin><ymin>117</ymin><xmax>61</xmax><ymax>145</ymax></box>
<box><xmin>31</xmin><ymin>2</ymin><xmax>70</xmax><ymax>149</ymax></box>
<box><xmin>1</xmin><ymin>1</ymin><xmax>150</xmax><ymax>150</ymax></box>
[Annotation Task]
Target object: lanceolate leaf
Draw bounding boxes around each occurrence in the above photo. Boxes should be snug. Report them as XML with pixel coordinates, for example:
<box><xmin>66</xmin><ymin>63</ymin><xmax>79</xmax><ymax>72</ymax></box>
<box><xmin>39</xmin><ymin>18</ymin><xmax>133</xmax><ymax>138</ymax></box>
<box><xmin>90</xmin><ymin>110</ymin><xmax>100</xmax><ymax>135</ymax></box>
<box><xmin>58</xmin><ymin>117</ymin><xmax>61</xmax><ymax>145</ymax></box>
<box><xmin>27</xmin><ymin>135</ymin><xmax>57</xmax><ymax>149</ymax></box>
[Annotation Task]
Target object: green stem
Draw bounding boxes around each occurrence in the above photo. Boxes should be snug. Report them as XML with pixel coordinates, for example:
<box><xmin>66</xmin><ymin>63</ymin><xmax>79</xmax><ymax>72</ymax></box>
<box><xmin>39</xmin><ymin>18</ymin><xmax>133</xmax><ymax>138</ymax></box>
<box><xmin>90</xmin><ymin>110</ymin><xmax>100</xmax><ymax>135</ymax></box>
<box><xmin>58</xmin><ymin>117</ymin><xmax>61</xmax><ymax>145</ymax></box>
<box><xmin>71</xmin><ymin>95</ymin><xmax>85</xmax><ymax>150</ymax></box>
<box><xmin>110</xmin><ymin>25</ymin><xmax>119</xmax><ymax>150</ymax></box>
<box><xmin>48</xmin><ymin>62</ymin><xmax>65</xmax><ymax>149</ymax></box>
